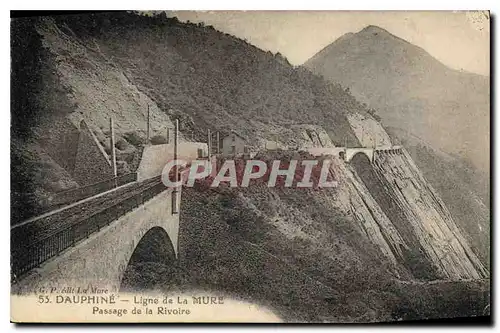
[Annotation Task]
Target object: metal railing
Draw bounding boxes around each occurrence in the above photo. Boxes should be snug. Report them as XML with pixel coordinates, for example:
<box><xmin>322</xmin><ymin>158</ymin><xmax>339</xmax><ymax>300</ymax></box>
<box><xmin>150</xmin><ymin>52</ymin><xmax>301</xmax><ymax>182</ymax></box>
<box><xmin>11</xmin><ymin>178</ymin><xmax>170</xmax><ymax>279</ymax></box>
<box><xmin>50</xmin><ymin>173</ymin><xmax>138</xmax><ymax>207</ymax></box>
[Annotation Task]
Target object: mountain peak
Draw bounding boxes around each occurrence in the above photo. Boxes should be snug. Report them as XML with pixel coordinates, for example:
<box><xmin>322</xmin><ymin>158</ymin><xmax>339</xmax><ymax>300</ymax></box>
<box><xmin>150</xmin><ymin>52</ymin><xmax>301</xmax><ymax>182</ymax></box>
<box><xmin>358</xmin><ymin>25</ymin><xmax>392</xmax><ymax>36</ymax></box>
<box><xmin>304</xmin><ymin>21</ymin><xmax>489</xmax><ymax>174</ymax></box>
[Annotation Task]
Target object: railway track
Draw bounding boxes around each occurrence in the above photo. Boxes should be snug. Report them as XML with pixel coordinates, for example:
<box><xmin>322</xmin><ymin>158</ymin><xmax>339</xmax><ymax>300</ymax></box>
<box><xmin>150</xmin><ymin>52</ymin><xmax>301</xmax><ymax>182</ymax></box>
<box><xmin>11</xmin><ymin>175</ymin><xmax>169</xmax><ymax>278</ymax></box>
<box><xmin>11</xmin><ymin>176</ymin><xmax>162</xmax><ymax>244</ymax></box>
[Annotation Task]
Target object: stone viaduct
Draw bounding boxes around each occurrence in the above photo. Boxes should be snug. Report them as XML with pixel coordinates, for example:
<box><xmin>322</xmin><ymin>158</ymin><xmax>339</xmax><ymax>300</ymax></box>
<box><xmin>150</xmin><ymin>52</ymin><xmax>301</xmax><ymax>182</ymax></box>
<box><xmin>308</xmin><ymin>145</ymin><xmax>403</xmax><ymax>163</ymax></box>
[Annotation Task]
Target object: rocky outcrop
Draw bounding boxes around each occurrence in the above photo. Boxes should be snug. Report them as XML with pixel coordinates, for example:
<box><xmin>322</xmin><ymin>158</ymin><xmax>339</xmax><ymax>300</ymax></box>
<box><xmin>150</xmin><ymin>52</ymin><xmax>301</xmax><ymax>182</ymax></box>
<box><xmin>372</xmin><ymin>148</ymin><xmax>487</xmax><ymax>279</ymax></box>
<box><xmin>305</xmin><ymin>144</ymin><xmax>488</xmax><ymax>281</ymax></box>
<box><xmin>331</xmin><ymin>158</ymin><xmax>408</xmax><ymax>274</ymax></box>
<box><xmin>256</xmin><ymin>124</ymin><xmax>335</xmax><ymax>151</ymax></box>
<box><xmin>347</xmin><ymin>113</ymin><xmax>392</xmax><ymax>148</ymax></box>
<box><xmin>36</xmin><ymin>18</ymin><xmax>176</xmax><ymax>142</ymax></box>
<box><xmin>344</xmin><ymin>149</ymin><xmax>488</xmax><ymax>280</ymax></box>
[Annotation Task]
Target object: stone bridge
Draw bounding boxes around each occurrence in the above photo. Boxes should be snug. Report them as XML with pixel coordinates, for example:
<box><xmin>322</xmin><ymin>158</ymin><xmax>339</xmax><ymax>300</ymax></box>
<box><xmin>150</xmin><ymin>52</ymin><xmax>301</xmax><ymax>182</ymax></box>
<box><xmin>11</xmin><ymin>142</ymin><xmax>208</xmax><ymax>294</ymax></box>
<box><xmin>12</xmin><ymin>187</ymin><xmax>181</xmax><ymax>294</ymax></box>
<box><xmin>308</xmin><ymin>145</ymin><xmax>403</xmax><ymax>163</ymax></box>
<box><xmin>344</xmin><ymin>148</ymin><xmax>375</xmax><ymax>163</ymax></box>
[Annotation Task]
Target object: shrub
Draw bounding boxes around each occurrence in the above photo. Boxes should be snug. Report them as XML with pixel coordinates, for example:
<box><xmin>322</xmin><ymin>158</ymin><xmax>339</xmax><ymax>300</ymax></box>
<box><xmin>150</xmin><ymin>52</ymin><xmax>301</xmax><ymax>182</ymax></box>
<box><xmin>115</xmin><ymin>138</ymin><xmax>130</xmax><ymax>150</ymax></box>
<box><xmin>150</xmin><ymin>134</ymin><xmax>168</xmax><ymax>145</ymax></box>
<box><xmin>123</xmin><ymin>131</ymin><xmax>146</xmax><ymax>146</ymax></box>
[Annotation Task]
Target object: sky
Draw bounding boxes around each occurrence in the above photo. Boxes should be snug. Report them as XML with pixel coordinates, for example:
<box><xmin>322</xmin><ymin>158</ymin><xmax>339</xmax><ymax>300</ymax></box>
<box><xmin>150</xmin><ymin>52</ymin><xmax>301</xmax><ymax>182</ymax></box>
<box><xmin>167</xmin><ymin>11</ymin><xmax>490</xmax><ymax>76</ymax></box>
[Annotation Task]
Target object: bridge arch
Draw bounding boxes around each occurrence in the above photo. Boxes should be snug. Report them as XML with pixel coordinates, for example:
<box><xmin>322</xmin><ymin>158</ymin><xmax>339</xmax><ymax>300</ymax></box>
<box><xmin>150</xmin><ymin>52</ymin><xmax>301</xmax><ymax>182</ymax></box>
<box><xmin>345</xmin><ymin>148</ymin><xmax>374</xmax><ymax>163</ymax></box>
<box><xmin>120</xmin><ymin>226</ymin><xmax>177</xmax><ymax>291</ymax></box>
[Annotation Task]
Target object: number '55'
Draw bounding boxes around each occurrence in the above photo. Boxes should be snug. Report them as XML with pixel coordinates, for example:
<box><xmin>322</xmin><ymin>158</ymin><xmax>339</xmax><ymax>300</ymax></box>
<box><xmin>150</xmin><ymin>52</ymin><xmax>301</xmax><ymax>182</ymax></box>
<box><xmin>38</xmin><ymin>295</ymin><xmax>50</xmax><ymax>303</ymax></box>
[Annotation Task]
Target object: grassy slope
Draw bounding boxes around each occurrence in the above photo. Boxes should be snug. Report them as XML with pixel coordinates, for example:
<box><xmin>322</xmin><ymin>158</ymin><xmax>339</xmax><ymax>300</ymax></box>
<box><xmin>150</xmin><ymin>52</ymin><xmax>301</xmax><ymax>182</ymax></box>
<box><xmin>50</xmin><ymin>12</ymin><xmax>362</xmax><ymax>146</ymax></box>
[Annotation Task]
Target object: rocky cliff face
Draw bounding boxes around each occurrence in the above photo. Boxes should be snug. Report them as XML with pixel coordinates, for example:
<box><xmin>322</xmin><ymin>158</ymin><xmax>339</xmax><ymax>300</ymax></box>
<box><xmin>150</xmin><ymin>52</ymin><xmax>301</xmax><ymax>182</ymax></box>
<box><xmin>366</xmin><ymin>149</ymin><xmax>486</xmax><ymax>279</ymax></box>
<box><xmin>35</xmin><ymin>18</ymin><xmax>176</xmax><ymax>139</ymax></box>
<box><xmin>306</xmin><ymin>147</ymin><xmax>487</xmax><ymax>281</ymax></box>
<box><xmin>347</xmin><ymin>113</ymin><xmax>392</xmax><ymax>148</ymax></box>
<box><xmin>337</xmin><ymin>113</ymin><xmax>487</xmax><ymax>279</ymax></box>
<box><xmin>388</xmin><ymin>126</ymin><xmax>490</xmax><ymax>267</ymax></box>
<box><xmin>254</xmin><ymin>124</ymin><xmax>335</xmax><ymax>151</ymax></box>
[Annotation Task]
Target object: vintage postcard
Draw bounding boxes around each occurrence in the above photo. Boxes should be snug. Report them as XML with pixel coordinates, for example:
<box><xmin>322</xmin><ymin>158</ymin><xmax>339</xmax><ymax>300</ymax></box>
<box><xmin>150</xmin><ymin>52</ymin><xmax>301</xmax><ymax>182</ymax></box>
<box><xmin>10</xmin><ymin>10</ymin><xmax>490</xmax><ymax>323</ymax></box>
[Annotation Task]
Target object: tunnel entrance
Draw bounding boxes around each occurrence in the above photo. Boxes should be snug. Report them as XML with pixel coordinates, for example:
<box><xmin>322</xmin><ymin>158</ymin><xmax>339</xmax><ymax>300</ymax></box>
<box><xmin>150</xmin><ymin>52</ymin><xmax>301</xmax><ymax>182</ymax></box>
<box><xmin>120</xmin><ymin>227</ymin><xmax>179</xmax><ymax>292</ymax></box>
<box><xmin>350</xmin><ymin>153</ymin><xmax>440</xmax><ymax>280</ymax></box>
